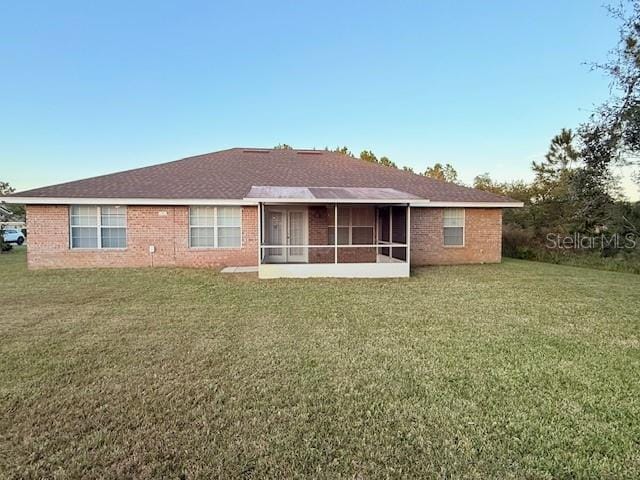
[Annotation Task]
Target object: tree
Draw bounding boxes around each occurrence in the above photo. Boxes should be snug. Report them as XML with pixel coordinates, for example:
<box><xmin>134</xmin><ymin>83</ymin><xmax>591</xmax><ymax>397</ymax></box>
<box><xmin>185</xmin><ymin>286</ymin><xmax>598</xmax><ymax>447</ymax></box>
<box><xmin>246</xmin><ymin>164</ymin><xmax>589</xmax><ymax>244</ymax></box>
<box><xmin>473</xmin><ymin>173</ymin><xmax>531</xmax><ymax>203</ymax></box>
<box><xmin>532</xmin><ymin>128</ymin><xmax>579</xmax><ymax>199</ymax></box>
<box><xmin>358</xmin><ymin>150</ymin><xmax>397</xmax><ymax>168</ymax></box>
<box><xmin>473</xmin><ymin>173</ymin><xmax>505</xmax><ymax>195</ymax></box>
<box><xmin>402</xmin><ymin>165</ymin><xmax>415</xmax><ymax>173</ymax></box>
<box><xmin>378</xmin><ymin>156</ymin><xmax>397</xmax><ymax>168</ymax></box>
<box><xmin>273</xmin><ymin>143</ymin><xmax>293</xmax><ymax>150</ymax></box>
<box><xmin>331</xmin><ymin>146</ymin><xmax>354</xmax><ymax>157</ymax></box>
<box><xmin>423</xmin><ymin>163</ymin><xmax>459</xmax><ymax>183</ymax></box>
<box><xmin>359</xmin><ymin>150</ymin><xmax>378</xmax><ymax>164</ymax></box>
<box><xmin>473</xmin><ymin>173</ymin><xmax>535</xmax><ymax>229</ymax></box>
<box><xmin>0</xmin><ymin>180</ymin><xmax>24</xmax><ymax>220</ymax></box>
<box><xmin>544</xmin><ymin>2</ymin><xmax>640</xmax><ymax>231</ymax></box>
<box><xmin>526</xmin><ymin>129</ymin><xmax>581</xmax><ymax>230</ymax></box>
<box><xmin>0</xmin><ymin>181</ymin><xmax>15</xmax><ymax>196</ymax></box>
<box><xmin>575</xmin><ymin>2</ymin><xmax>640</xmax><ymax>210</ymax></box>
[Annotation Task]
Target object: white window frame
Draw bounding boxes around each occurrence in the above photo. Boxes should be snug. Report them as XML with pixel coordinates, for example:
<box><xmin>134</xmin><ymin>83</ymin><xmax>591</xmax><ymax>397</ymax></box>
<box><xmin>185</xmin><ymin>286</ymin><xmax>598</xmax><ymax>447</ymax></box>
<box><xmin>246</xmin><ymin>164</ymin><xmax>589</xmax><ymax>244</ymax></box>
<box><xmin>328</xmin><ymin>206</ymin><xmax>375</xmax><ymax>245</ymax></box>
<box><xmin>443</xmin><ymin>208</ymin><xmax>465</xmax><ymax>247</ymax></box>
<box><xmin>69</xmin><ymin>205</ymin><xmax>127</xmax><ymax>250</ymax></box>
<box><xmin>188</xmin><ymin>206</ymin><xmax>243</xmax><ymax>249</ymax></box>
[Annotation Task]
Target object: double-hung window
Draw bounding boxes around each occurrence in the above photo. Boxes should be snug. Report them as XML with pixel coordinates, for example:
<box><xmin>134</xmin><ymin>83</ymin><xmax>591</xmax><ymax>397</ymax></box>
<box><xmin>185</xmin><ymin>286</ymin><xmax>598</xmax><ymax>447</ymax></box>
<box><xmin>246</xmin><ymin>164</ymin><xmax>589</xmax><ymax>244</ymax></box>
<box><xmin>189</xmin><ymin>206</ymin><xmax>241</xmax><ymax>248</ymax></box>
<box><xmin>443</xmin><ymin>208</ymin><xmax>465</xmax><ymax>246</ymax></box>
<box><xmin>70</xmin><ymin>205</ymin><xmax>127</xmax><ymax>249</ymax></box>
<box><xmin>328</xmin><ymin>206</ymin><xmax>375</xmax><ymax>245</ymax></box>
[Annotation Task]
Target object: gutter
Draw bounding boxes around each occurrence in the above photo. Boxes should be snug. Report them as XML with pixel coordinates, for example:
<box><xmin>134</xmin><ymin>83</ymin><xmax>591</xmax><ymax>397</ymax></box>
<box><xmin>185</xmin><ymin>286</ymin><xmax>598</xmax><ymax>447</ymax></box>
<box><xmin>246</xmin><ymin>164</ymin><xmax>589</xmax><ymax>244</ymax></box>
<box><xmin>0</xmin><ymin>197</ymin><xmax>524</xmax><ymax>208</ymax></box>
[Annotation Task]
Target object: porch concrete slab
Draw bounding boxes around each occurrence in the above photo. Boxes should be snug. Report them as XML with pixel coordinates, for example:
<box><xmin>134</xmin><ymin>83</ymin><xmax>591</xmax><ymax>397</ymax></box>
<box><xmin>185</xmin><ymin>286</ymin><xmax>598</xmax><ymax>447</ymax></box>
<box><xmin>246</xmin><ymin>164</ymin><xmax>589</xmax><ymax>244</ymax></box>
<box><xmin>221</xmin><ymin>266</ymin><xmax>258</xmax><ymax>274</ymax></box>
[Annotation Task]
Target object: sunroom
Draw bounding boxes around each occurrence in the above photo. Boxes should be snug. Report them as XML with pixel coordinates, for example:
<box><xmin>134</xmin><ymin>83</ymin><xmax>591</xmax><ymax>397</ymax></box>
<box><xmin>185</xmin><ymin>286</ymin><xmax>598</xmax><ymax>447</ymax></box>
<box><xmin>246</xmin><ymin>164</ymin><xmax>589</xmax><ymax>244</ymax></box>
<box><xmin>246</xmin><ymin>186</ymin><xmax>423</xmax><ymax>279</ymax></box>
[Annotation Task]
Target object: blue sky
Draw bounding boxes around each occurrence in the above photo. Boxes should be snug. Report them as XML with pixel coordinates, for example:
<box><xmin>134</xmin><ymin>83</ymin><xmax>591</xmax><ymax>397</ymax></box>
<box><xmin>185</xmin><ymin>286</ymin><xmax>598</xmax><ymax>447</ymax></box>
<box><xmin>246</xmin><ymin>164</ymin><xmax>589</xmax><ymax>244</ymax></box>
<box><xmin>1</xmin><ymin>1</ymin><xmax>636</xmax><ymax>199</ymax></box>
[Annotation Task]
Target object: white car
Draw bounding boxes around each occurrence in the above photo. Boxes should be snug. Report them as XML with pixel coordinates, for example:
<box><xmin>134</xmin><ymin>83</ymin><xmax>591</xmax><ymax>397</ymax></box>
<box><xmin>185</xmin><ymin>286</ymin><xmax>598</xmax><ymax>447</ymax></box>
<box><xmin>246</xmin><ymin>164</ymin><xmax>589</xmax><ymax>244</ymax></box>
<box><xmin>2</xmin><ymin>229</ymin><xmax>25</xmax><ymax>245</ymax></box>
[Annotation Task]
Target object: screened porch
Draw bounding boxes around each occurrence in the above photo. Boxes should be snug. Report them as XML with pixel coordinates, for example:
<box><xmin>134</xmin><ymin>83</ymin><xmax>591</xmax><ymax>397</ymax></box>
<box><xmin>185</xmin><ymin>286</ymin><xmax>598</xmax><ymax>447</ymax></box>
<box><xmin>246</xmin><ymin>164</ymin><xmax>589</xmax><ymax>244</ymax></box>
<box><xmin>256</xmin><ymin>203</ymin><xmax>411</xmax><ymax>278</ymax></box>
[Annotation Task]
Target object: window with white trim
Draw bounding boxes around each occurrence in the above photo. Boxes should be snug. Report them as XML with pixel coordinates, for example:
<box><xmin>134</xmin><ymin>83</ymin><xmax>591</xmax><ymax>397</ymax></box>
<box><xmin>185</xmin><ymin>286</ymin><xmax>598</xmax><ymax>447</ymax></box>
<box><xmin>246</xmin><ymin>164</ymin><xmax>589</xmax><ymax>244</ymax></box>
<box><xmin>189</xmin><ymin>206</ymin><xmax>241</xmax><ymax>248</ymax></box>
<box><xmin>328</xmin><ymin>206</ymin><xmax>375</xmax><ymax>245</ymax></box>
<box><xmin>70</xmin><ymin>205</ymin><xmax>127</xmax><ymax>249</ymax></box>
<box><xmin>443</xmin><ymin>208</ymin><xmax>464</xmax><ymax>246</ymax></box>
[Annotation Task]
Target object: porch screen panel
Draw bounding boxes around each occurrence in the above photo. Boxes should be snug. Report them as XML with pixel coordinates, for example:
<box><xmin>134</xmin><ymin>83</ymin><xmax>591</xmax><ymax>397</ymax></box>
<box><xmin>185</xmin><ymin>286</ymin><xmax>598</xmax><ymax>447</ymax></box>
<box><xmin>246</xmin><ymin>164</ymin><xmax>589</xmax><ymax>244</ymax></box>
<box><xmin>351</xmin><ymin>207</ymin><xmax>374</xmax><ymax>245</ymax></box>
<box><xmin>391</xmin><ymin>207</ymin><xmax>407</xmax><ymax>261</ymax></box>
<box><xmin>328</xmin><ymin>206</ymin><xmax>374</xmax><ymax>245</ymax></box>
<box><xmin>337</xmin><ymin>207</ymin><xmax>350</xmax><ymax>245</ymax></box>
<box><xmin>328</xmin><ymin>207</ymin><xmax>349</xmax><ymax>245</ymax></box>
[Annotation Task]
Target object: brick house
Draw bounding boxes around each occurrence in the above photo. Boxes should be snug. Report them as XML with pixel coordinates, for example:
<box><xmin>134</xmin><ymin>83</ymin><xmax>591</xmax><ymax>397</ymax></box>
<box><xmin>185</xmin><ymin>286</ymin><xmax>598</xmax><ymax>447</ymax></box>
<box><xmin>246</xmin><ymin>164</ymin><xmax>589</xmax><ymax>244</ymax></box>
<box><xmin>2</xmin><ymin>148</ymin><xmax>522</xmax><ymax>278</ymax></box>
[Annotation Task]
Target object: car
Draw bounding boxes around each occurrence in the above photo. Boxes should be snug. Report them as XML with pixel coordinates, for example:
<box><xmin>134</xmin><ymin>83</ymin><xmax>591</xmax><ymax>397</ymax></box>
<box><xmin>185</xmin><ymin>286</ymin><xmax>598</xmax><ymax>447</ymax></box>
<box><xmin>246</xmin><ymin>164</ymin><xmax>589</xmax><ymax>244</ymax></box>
<box><xmin>2</xmin><ymin>229</ymin><xmax>25</xmax><ymax>245</ymax></box>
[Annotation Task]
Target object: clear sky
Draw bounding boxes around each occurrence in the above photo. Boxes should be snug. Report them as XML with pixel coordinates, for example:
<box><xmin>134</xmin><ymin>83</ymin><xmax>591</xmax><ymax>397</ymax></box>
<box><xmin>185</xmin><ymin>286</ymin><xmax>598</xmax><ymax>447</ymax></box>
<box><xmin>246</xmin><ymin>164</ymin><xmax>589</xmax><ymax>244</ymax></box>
<box><xmin>1</xmin><ymin>0</ymin><xmax>637</xmax><ymax>199</ymax></box>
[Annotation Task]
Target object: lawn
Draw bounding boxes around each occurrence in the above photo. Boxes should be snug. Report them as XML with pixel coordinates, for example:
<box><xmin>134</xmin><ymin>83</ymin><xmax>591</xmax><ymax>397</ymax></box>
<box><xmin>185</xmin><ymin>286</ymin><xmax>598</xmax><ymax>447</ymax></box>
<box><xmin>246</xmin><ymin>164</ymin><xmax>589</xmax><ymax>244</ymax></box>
<box><xmin>1</xmin><ymin>248</ymin><xmax>639</xmax><ymax>479</ymax></box>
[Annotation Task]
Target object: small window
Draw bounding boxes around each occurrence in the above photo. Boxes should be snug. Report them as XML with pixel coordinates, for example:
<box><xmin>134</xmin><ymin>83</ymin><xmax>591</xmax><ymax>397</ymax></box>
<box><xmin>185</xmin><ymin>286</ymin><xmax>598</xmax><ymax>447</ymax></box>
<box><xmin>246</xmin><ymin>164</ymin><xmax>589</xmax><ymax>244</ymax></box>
<box><xmin>443</xmin><ymin>208</ymin><xmax>464</xmax><ymax>246</ymax></box>
<box><xmin>70</xmin><ymin>206</ymin><xmax>127</xmax><ymax>249</ymax></box>
<box><xmin>189</xmin><ymin>206</ymin><xmax>241</xmax><ymax>248</ymax></box>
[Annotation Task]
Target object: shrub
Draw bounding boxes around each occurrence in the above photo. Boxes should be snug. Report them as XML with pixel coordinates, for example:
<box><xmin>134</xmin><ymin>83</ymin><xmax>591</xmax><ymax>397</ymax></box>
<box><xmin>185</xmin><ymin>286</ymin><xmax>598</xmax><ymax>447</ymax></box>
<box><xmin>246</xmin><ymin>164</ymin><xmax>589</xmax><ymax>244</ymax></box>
<box><xmin>0</xmin><ymin>237</ymin><xmax>12</xmax><ymax>253</ymax></box>
<box><xmin>502</xmin><ymin>224</ymin><xmax>536</xmax><ymax>258</ymax></box>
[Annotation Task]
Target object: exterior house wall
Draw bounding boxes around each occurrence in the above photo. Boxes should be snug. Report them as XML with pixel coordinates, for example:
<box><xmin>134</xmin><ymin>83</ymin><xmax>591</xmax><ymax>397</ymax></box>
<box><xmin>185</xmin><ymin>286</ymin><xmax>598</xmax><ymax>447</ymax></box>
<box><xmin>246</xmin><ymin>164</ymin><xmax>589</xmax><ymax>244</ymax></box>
<box><xmin>410</xmin><ymin>207</ymin><xmax>502</xmax><ymax>266</ymax></box>
<box><xmin>25</xmin><ymin>205</ymin><xmax>502</xmax><ymax>270</ymax></box>
<box><xmin>308</xmin><ymin>206</ymin><xmax>334</xmax><ymax>263</ymax></box>
<box><xmin>26</xmin><ymin>205</ymin><xmax>257</xmax><ymax>269</ymax></box>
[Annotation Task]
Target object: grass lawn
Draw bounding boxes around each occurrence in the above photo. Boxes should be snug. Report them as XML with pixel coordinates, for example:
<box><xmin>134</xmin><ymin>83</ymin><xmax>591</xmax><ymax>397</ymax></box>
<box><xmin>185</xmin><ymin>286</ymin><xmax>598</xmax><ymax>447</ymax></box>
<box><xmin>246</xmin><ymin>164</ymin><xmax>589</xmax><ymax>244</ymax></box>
<box><xmin>1</xmin><ymin>247</ymin><xmax>639</xmax><ymax>479</ymax></box>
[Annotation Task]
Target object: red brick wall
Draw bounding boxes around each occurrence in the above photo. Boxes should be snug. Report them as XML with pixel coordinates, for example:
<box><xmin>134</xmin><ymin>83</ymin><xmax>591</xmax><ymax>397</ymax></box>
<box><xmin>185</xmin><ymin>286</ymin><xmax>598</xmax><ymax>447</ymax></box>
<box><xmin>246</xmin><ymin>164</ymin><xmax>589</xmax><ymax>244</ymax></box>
<box><xmin>26</xmin><ymin>205</ymin><xmax>258</xmax><ymax>269</ymax></box>
<box><xmin>308</xmin><ymin>206</ymin><xmax>334</xmax><ymax>263</ymax></box>
<box><xmin>26</xmin><ymin>205</ymin><xmax>502</xmax><ymax>270</ymax></box>
<box><xmin>410</xmin><ymin>207</ymin><xmax>502</xmax><ymax>266</ymax></box>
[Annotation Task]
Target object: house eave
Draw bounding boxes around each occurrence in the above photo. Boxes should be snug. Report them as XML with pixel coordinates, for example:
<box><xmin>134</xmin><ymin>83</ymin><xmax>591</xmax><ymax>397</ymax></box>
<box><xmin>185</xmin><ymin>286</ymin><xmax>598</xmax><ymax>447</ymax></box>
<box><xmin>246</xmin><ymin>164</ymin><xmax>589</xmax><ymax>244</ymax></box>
<box><xmin>1</xmin><ymin>197</ymin><xmax>523</xmax><ymax>208</ymax></box>
<box><xmin>0</xmin><ymin>197</ymin><xmax>259</xmax><ymax>206</ymax></box>
<box><xmin>415</xmin><ymin>201</ymin><xmax>524</xmax><ymax>208</ymax></box>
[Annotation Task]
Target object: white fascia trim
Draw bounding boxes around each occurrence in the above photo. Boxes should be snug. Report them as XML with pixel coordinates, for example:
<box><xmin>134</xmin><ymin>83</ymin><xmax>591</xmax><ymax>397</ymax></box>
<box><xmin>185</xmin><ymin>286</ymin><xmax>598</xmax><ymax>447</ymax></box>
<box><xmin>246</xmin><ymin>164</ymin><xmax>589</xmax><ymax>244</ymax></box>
<box><xmin>410</xmin><ymin>201</ymin><xmax>524</xmax><ymax>208</ymax></box>
<box><xmin>246</xmin><ymin>197</ymin><xmax>423</xmax><ymax>204</ymax></box>
<box><xmin>2</xmin><ymin>197</ymin><xmax>523</xmax><ymax>208</ymax></box>
<box><xmin>0</xmin><ymin>197</ymin><xmax>259</xmax><ymax>206</ymax></box>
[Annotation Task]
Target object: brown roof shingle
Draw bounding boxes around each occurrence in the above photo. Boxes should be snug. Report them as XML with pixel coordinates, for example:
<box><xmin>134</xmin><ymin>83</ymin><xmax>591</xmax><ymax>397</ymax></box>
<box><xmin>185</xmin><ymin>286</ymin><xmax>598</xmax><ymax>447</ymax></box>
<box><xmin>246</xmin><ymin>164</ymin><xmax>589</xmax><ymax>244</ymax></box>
<box><xmin>13</xmin><ymin>148</ymin><xmax>515</xmax><ymax>203</ymax></box>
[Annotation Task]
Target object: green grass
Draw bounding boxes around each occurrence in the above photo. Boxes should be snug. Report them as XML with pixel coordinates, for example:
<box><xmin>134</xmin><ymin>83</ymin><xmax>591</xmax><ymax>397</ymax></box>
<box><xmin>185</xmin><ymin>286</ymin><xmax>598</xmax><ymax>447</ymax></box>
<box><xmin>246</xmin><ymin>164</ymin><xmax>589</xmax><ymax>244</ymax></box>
<box><xmin>505</xmin><ymin>249</ymin><xmax>640</xmax><ymax>275</ymax></box>
<box><xmin>1</xmin><ymin>247</ymin><xmax>639</xmax><ymax>479</ymax></box>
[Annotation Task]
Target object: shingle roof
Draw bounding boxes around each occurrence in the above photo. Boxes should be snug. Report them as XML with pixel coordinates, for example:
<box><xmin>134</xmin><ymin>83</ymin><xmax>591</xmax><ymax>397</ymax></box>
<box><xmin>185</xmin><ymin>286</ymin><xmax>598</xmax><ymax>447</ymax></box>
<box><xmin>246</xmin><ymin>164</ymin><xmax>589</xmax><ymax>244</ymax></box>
<box><xmin>12</xmin><ymin>148</ymin><xmax>515</xmax><ymax>203</ymax></box>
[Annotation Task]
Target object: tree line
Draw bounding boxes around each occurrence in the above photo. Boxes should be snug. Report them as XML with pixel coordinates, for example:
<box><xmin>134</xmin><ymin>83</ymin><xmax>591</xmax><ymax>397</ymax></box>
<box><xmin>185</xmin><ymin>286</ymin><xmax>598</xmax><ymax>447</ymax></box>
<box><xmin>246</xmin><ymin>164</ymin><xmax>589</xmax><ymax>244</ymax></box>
<box><xmin>274</xmin><ymin>143</ymin><xmax>460</xmax><ymax>182</ymax></box>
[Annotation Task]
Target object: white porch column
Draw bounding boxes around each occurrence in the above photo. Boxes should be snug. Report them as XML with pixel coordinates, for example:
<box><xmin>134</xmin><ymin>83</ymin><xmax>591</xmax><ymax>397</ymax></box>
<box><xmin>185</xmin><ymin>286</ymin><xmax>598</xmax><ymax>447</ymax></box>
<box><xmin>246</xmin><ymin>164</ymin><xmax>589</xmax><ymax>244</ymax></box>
<box><xmin>406</xmin><ymin>205</ymin><xmax>411</xmax><ymax>267</ymax></box>
<box><xmin>334</xmin><ymin>203</ymin><xmax>338</xmax><ymax>264</ymax></box>
<box><xmin>259</xmin><ymin>202</ymin><xmax>264</xmax><ymax>265</ymax></box>
<box><xmin>389</xmin><ymin>206</ymin><xmax>393</xmax><ymax>259</ymax></box>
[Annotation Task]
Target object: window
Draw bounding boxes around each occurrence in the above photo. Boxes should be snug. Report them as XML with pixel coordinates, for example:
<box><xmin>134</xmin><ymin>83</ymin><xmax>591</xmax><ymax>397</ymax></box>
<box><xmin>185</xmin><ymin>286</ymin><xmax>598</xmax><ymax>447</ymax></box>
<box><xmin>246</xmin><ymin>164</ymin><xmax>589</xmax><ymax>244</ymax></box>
<box><xmin>443</xmin><ymin>208</ymin><xmax>464</xmax><ymax>246</ymax></box>
<box><xmin>328</xmin><ymin>206</ymin><xmax>375</xmax><ymax>245</ymax></box>
<box><xmin>70</xmin><ymin>205</ymin><xmax>126</xmax><ymax>249</ymax></box>
<box><xmin>189</xmin><ymin>206</ymin><xmax>241</xmax><ymax>248</ymax></box>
